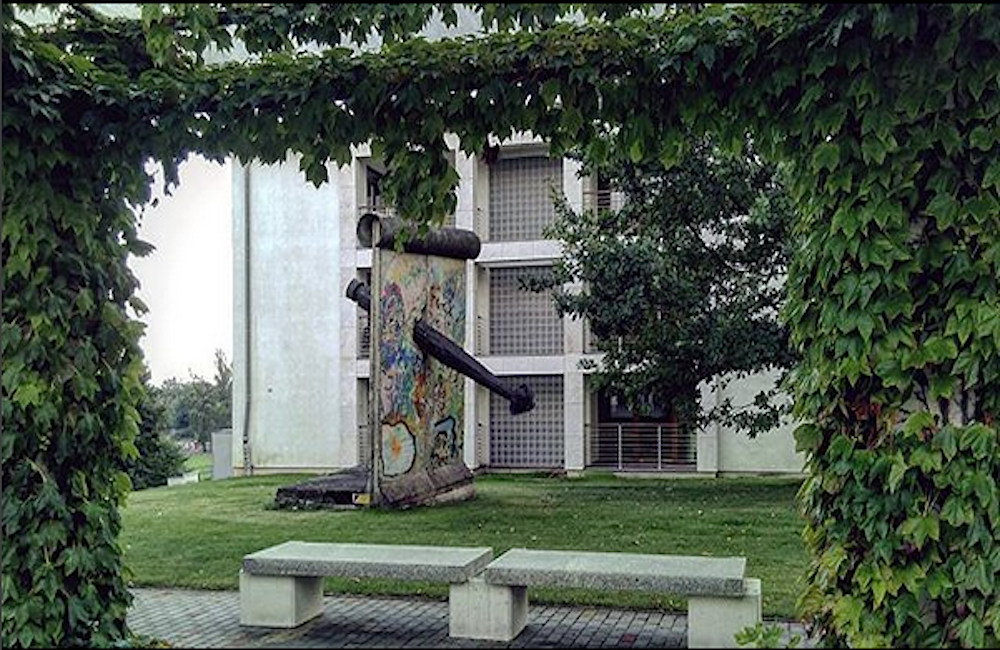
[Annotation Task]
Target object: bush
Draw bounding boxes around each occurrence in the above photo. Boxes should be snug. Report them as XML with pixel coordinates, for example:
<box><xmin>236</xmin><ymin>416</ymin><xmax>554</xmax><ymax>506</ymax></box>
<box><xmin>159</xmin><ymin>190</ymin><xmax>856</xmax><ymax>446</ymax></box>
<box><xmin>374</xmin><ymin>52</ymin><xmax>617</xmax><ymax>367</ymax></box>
<box><xmin>126</xmin><ymin>382</ymin><xmax>186</xmax><ymax>490</ymax></box>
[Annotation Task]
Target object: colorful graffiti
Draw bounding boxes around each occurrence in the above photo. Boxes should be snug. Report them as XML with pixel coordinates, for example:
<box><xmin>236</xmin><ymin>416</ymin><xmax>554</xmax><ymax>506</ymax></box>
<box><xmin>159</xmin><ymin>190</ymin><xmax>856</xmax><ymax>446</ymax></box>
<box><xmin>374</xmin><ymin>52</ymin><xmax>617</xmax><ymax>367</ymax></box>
<box><xmin>381</xmin><ymin>419</ymin><xmax>416</xmax><ymax>477</ymax></box>
<box><xmin>430</xmin><ymin>416</ymin><xmax>459</xmax><ymax>467</ymax></box>
<box><xmin>377</xmin><ymin>250</ymin><xmax>466</xmax><ymax>484</ymax></box>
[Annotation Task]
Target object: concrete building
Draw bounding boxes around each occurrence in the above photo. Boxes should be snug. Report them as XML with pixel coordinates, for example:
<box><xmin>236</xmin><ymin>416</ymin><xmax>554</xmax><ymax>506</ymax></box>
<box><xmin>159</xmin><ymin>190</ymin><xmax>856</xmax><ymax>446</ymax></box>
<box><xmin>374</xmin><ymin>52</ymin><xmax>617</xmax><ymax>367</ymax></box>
<box><xmin>231</xmin><ymin>133</ymin><xmax>806</xmax><ymax>478</ymax></box>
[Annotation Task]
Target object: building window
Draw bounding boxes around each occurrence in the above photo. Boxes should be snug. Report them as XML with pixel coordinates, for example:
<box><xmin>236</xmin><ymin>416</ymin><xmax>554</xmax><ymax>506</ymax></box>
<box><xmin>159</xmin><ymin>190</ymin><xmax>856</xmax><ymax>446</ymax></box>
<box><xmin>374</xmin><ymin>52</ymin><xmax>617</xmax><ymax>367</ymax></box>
<box><xmin>359</xmin><ymin>159</ymin><xmax>455</xmax><ymax>227</ymax></box>
<box><xmin>490</xmin><ymin>375</ymin><xmax>564</xmax><ymax>468</ymax></box>
<box><xmin>488</xmin><ymin>155</ymin><xmax>563</xmax><ymax>242</ymax></box>
<box><xmin>489</xmin><ymin>266</ymin><xmax>563</xmax><ymax>356</ymax></box>
<box><xmin>584</xmin><ymin>173</ymin><xmax>627</xmax><ymax>214</ymax></box>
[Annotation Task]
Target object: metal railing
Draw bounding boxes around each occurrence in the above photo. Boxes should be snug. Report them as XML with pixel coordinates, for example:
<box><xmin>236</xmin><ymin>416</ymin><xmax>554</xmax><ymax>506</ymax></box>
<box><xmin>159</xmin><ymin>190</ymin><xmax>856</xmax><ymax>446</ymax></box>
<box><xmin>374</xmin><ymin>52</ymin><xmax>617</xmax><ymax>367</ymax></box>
<box><xmin>358</xmin><ymin>313</ymin><xmax>371</xmax><ymax>358</ymax></box>
<box><xmin>357</xmin><ymin>424</ymin><xmax>371</xmax><ymax>466</ymax></box>
<box><xmin>587</xmin><ymin>422</ymin><xmax>696</xmax><ymax>471</ymax></box>
<box><xmin>582</xmin><ymin>188</ymin><xmax>627</xmax><ymax>213</ymax></box>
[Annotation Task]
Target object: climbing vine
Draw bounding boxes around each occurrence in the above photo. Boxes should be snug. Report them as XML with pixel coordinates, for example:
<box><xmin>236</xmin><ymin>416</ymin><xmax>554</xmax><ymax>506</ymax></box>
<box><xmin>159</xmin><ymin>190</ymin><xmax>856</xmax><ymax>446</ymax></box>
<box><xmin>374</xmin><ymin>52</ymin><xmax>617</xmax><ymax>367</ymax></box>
<box><xmin>3</xmin><ymin>3</ymin><xmax>998</xmax><ymax>647</ymax></box>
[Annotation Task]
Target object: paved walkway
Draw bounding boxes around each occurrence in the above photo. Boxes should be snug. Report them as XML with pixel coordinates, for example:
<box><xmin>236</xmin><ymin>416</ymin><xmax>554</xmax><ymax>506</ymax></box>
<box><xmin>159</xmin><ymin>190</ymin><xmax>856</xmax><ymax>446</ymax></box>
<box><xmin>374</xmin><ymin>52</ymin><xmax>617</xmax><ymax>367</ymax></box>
<box><xmin>128</xmin><ymin>588</ymin><xmax>812</xmax><ymax>648</ymax></box>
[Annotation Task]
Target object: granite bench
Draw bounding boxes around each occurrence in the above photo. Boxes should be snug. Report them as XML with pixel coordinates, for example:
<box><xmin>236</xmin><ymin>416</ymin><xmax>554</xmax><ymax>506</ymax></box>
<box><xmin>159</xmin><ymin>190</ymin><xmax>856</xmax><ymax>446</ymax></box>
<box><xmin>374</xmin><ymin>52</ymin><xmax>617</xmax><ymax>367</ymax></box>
<box><xmin>239</xmin><ymin>541</ymin><xmax>493</xmax><ymax>628</ymax></box>
<box><xmin>449</xmin><ymin>548</ymin><xmax>762</xmax><ymax>648</ymax></box>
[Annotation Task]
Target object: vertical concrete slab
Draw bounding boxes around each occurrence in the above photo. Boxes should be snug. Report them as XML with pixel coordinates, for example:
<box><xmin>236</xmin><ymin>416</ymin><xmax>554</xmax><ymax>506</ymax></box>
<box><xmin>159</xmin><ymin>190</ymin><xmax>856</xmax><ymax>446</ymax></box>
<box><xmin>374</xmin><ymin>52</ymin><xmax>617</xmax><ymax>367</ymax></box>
<box><xmin>239</xmin><ymin>571</ymin><xmax>324</xmax><ymax>628</ymax></box>
<box><xmin>687</xmin><ymin>578</ymin><xmax>762</xmax><ymax>648</ymax></box>
<box><xmin>211</xmin><ymin>430</ymin><xmax>233</xmax><ymax>479</ymax></box>
<box><xmin>563</xmin><ymin>369</ymin><xmax>585</xmax><ymax>471</ymax></box>
<box><xmin>449</xmin><ymin>577</ymin><xmax>528</xmax><ymax>641</ymax></box>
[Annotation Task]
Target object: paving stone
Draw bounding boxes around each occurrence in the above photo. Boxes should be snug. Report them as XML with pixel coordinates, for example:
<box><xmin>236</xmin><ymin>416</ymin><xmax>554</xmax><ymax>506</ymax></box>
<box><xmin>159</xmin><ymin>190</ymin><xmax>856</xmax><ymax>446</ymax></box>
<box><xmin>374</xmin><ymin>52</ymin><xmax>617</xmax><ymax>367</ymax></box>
<box><xmin>127</xmin><ymin>588</ymin><xmax>814</xmax><ymax>648</ymax></box>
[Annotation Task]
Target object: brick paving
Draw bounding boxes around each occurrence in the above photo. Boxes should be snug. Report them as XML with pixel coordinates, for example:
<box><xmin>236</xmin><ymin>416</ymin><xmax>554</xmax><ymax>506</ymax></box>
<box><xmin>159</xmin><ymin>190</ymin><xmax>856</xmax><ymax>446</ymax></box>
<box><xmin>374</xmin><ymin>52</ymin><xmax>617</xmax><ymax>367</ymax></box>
<box><xmin>128</xmin><ymin>588</ymin><xmax>812</xmax><ymax>648</ymax></box>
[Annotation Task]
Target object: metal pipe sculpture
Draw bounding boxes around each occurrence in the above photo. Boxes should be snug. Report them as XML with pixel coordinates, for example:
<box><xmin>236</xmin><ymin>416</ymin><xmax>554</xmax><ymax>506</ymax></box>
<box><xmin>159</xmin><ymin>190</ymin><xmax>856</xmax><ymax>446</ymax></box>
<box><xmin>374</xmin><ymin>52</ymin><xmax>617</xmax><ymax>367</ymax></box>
<box><xmin>347</xmin><ymin>279</ymin><xmax>535</xmax><ymax>415</ymax></box>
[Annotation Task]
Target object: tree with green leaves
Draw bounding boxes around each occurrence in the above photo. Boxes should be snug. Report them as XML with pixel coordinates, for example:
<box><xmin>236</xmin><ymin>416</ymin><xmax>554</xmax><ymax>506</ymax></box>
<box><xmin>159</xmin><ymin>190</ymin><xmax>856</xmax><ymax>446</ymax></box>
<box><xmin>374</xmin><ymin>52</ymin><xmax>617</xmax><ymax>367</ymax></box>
<box><xmin>126</xmin><ymin>375</ymin><xmax>186</xmax><ymax>490</ymax></box>
<box><xmin>533</xmin><ymin>137</ymin><xmax>797</xmax><ymax>437</ymax></box>
<box><xmin>3</xmin><ymin>4</ymin><xmax>998</xmax><ymax>648</ymax></box>
<box><xmin>157</xmin><ymin>349</ymin><xmax>232</xmax><ymax>445</ymax></box>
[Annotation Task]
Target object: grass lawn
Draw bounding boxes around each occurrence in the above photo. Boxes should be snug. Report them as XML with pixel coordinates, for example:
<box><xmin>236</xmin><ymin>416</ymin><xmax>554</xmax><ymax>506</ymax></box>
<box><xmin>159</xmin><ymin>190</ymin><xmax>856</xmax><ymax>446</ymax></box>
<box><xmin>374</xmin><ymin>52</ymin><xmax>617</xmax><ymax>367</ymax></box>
<box><xmin>182</xmin><ymin>452</ymin><xmax>213</xmax><ymax>480</ymax></box>
<box><xmin>121</xmin><ymin>472</ymin><xmax>808</xmax><ymax>618</ymax></box>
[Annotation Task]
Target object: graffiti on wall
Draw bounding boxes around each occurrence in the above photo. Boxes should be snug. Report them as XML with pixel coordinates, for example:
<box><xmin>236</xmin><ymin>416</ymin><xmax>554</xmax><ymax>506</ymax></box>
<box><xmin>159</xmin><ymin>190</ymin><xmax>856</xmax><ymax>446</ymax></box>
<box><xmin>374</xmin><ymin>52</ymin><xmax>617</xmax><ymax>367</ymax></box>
<box><xmin>377</xmin><ymin>250</ymin><xmax>466</xmax><ymax>482</ymax></box>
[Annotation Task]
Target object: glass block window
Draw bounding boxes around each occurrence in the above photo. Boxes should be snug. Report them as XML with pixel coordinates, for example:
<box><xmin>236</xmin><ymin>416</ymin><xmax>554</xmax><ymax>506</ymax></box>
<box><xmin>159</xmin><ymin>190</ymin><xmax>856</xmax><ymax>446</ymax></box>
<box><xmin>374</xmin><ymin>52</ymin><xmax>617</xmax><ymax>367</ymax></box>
<box><xmin>489</xmin><ymin>156</ymin><xmax>563</xmax><ymax>242</ymax></box>
<box><xmin>489</xmin><ymin>266</ymin><xmax>563</xmax><ymax>356</ymax></box>
<box><xmin>490</xmin><ymin>375</ymin><xmax>564</xmax><ymax>468</ymax></box>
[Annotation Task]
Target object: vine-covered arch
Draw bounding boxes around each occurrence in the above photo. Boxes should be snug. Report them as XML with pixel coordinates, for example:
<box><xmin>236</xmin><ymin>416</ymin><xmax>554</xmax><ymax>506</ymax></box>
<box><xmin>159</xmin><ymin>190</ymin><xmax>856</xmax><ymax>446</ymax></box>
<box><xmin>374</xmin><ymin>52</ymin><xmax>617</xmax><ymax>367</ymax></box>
<box><xmin>3</xmin><ymin>4</ymin><xmax>998</xmax><ymax>647</ymax></box>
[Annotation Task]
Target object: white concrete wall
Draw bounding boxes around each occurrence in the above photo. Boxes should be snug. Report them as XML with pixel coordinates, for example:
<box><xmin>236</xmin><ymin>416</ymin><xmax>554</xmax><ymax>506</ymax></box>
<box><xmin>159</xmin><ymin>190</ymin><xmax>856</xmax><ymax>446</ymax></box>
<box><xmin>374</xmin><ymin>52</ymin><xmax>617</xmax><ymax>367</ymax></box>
<box><xmin>714</xmin><ymin>369</ymin><xmax>806</xmax><ymax>475</ymax></box>
<box><xmin>232</xmin><ymin>154</ymin><xmax>345</xmax><ymax>472</ymax></box>
<box><xmin>337</xmin><ymin>159</ymin><xmax>362</xmax><ymax>467</ymax></box>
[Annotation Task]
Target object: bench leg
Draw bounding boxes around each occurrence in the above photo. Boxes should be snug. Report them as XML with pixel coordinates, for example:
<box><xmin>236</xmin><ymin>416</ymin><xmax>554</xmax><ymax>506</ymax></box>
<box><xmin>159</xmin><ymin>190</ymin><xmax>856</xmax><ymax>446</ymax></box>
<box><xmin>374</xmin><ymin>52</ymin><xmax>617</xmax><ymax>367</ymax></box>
<box><xmin>448</xmin><ymin>577</ymin><xmax>528</xmax><ymax>641</ymax></box>
<box><xmin>239</xmin><ymin>570</ymin><xmax>324</xmax><ymax>628</ymax></box>
<box><xmin>687</xmin><ymin>578</ymin><xmax>761</xmax><ymax>648</ymax></box>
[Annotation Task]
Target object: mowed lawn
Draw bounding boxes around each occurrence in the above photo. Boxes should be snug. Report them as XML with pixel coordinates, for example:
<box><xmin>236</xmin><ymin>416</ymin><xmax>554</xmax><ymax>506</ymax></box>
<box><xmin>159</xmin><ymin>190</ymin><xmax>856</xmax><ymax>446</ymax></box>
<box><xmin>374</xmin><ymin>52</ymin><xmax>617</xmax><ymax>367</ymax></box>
<box><xmin>121</xmin><ymin>473</ymin><xmax>808</xmax><ymax>618</ymax></box>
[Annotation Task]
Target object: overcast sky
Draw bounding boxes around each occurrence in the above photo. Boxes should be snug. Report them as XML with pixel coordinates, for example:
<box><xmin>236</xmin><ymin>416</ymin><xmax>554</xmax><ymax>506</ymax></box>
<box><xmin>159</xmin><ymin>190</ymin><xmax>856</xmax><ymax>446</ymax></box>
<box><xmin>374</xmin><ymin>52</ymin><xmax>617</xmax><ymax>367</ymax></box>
<box><xmin>129</xmin><ymin>156</ymin><xmax>233</xmax><ymax>386</ymax></box>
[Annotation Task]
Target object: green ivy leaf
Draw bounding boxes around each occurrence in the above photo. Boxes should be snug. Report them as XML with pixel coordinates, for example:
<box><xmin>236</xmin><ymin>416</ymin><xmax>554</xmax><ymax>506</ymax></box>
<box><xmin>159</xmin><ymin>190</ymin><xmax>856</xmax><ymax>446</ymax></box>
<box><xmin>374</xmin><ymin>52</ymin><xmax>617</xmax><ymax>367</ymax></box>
<box><xmin>888</xmin><ymin>452</ymin><xmax>908</xmax><ymax>493</ymax></box>
<box><xmin>941</xmin><ymin>495</ymin><xmax>974</xmax><ymax>525</ymax></box>
<box><xmin>957</xmin><ymin>615</ymin><xmax>986</xmax><ymax>647</ymax></box>
<box><xmin>902</xmin><ymin>411</ymin><xmax>935</xmax><ymax>438</ymax></box>
<box><xmin>794</xmin><ymin>422</ymin><xmax>822</xmax><ymax>453</ymax></box>
<box><xmin>983</xmin><ymin>159</ymin><xmax>1000</xmax><ymax>190</ymax></box>
<box><xmin>900</xmin><ymin>514</ymin><xmax>940</xmax><ymax>549</ymax></box>
<box><xmin>969</xmin><ymin>125</ymin><xmax>996</xmax><ymax>151</ymax></box>
<box><xmin>959</xmin><ymin>424</ymin><xmax>997</xmax><ymax>460</ymax></box>
<box><xmin>911</xmin><ymin>446</ymin><xmax>943</xmax><ymax>473</ymax></box>
<box><xmin>811</xmin><ymin>142</ymin><xmax>840</xmax><ymax>173</ymax></box>
<box><xmin>832</xmin><ymin>595</ymin><xmax>864</xmax><ymax>633</ymax></box>
<box><xmin>628</xmin><ymin>136</ymin><xmax>645</xmax><ymax>164</ymax></box>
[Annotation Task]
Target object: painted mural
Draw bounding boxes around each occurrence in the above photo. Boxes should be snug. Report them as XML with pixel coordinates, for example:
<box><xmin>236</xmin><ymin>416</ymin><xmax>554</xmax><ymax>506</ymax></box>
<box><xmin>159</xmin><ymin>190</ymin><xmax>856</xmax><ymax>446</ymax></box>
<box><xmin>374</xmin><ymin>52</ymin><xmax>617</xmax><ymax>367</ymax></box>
<box><xmin>377</xmin><ymin>250</ymin><xmax>466</xmax><ymax>484</ymax></box>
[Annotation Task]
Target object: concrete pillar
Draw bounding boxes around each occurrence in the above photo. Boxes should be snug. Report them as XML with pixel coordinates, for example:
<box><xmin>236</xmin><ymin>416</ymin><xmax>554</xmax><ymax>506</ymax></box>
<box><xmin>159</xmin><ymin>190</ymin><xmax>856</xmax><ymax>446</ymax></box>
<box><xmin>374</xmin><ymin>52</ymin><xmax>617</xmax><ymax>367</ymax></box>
<box><xmin>697</xmin><ymin>380</ymin><xmax>719</xmax><ymax>475</ymax></box>
<box><xmin>239</xmin><ymin>571</ymin><xmax>324</xmax><ymax>628</ymax></box>
<box><xmin>563</xmin><ymin>366</ymin><xmax>586</xmax><ymax>471</ymax></box>
<box><xmin>231</xmin><ymin>161</ymin><xmax>250</xmax><ymax>475</ymax></box>
<box><xmin>449</xmin><ymin>577</ymin><xmax>528</xmax><ymax>642</ymax></box>
<box><xmin>340</xmin><ymin>160</ymin><xmax>362</xmax><ymax>466</ymax></box>
<box><xmin>688</xmin><ymin>578</ymin><xmax>762</xmax><ymax>648</ymax></box>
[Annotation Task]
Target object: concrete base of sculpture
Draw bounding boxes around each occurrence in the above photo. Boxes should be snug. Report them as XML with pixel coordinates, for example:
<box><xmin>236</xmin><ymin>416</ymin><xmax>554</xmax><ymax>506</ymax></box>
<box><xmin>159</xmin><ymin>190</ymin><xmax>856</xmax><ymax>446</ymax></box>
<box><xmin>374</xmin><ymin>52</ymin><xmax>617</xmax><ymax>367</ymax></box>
<box><xmin>274</xmin><ymin>463</ymin><xmax>475</xmax><ymax>510</ymax></box>
<box><xmin>274</xmin><ymin>466</ymin><xmax>371</xmax><ymax>509</ymax></box>
<box><xmin>379</xmin><ymin>464</ymin><xmax>475</xmax><ymax>508</ymax></box>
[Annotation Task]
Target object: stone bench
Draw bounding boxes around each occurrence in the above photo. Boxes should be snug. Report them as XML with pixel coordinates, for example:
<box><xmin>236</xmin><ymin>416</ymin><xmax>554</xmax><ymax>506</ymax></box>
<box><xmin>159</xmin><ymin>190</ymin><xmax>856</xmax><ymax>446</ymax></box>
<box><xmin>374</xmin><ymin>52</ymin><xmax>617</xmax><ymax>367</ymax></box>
<box><xmin>449</xmin><ymin>548</ymin><xmax>761</xmax><ymax>648</ymax></box>
<box><xmin>239</xmin><ymin>541</ymin><xmax>493</xmax><ymax>628</ymax></box>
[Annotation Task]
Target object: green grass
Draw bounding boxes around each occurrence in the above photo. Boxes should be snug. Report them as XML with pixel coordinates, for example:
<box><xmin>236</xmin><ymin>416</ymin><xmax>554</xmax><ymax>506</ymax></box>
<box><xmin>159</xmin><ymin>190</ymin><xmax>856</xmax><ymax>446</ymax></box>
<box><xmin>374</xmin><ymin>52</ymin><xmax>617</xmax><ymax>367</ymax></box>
<box><xmin>121</xmin><ymin>473</ymin><xmax>808</xmax><ymax>618</ymax></box>
<box><xmin>182</xmin><ymin>452</ymin><xmax>213</xmax><ymax>480</ymax></box>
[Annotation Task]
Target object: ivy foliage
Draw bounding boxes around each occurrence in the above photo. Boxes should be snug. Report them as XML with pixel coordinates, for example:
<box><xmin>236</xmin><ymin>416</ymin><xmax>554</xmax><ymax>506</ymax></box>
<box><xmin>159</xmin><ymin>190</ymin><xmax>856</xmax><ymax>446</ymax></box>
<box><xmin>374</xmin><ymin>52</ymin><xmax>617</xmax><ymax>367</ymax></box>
<box><xmin>3</xmin><ymin>3</ymin><xmax>999</xmax><ymax>648</ymax></box>
<box><xmin>532</xmin><ymin>136</ymin><xmax>796</xmax><ymax>437</ymax></box>
<box><xmin>3</xmin><ymin>7</ymin><xmax>153</xmax><ymax>646</ymax></box>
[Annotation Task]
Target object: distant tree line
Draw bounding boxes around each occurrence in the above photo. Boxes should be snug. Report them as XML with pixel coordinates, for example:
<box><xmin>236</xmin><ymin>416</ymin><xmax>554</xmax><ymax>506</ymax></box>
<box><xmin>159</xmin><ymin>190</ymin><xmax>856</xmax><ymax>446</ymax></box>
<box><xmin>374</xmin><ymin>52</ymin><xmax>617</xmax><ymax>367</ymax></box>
<box><xmin>156</xmin><ymin>349</ymin><xmax>233</xmax><ymax>445</ymax></box>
